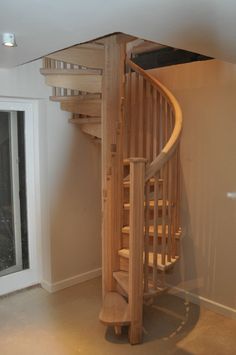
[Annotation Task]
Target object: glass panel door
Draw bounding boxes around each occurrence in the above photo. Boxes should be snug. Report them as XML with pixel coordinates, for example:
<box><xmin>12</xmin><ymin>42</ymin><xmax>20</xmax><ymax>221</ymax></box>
<box><xmin>0</xmin><ymin>112</ymin><xmax>23</xmax><ymax>276</ymax></box>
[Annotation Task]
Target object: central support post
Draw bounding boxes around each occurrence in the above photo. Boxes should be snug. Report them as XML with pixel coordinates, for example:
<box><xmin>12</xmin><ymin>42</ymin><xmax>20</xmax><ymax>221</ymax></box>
<box><xmin>101</xmin><ymin>35</ymin><xmax>126</xmax><ymax>295</ymax></box>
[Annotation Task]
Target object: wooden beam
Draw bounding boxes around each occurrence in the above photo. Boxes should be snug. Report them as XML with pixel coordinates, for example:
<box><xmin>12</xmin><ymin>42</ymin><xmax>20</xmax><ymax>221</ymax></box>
<box><xmin>101</xmin><ymin>35</ymin><xmax>126</xmax><ymax>296</ymax></box>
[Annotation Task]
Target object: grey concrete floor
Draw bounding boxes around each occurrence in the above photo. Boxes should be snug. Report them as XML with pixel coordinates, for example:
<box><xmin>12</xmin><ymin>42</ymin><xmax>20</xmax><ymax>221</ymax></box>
<box><xmin>0</xmin><ymin>277</ymin><xmax>236</xmax><ymax>355</ymax></box>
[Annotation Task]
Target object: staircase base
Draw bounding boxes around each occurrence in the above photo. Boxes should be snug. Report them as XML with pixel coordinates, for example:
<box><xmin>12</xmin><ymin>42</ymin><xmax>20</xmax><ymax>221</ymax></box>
<box><xmin>99</xmin><ymin>291</ymin><xmax>131</xmax><ymax>327</ymax></box>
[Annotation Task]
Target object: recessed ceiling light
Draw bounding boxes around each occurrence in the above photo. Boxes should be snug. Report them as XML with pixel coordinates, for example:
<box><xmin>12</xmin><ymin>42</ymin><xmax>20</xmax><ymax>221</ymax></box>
<box><xmin>2</xmin><ymin>33</ymin><xmax>17</xmax><ymax>47</ymax></box>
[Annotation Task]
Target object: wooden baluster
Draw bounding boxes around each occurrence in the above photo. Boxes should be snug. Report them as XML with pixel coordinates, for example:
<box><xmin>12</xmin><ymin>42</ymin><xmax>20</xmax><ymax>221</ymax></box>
<box><xmin>161</xmin><ymin>164</ymin><xmax>167</xmax><ymax>265</ymax></box>
<box><xmin>138</xmin><ymin>75</ymin><xmax>144</xmax><ymax>157</ymax></box>
<box><xmin>176</xmin><ymin>145</ymin><xmax>181</xmax><ymax>257</ymax></box>
<box><xmin>153</xmin><ymin>173</ymin><xmax>159</xmax><ymax>289</ymax></box>
<box><xmin>50</xmin><ymin>59</ymin><xmax>56</xmax><ymax>96</ymax></box>
<box><xmin>130</xmin><ymin>72</ymin><xmax>136</xmax><ymax>157</ymax></box>
<box><xmin>63</xmin><ymin>61</ymin><xmax>68</xmax><ymax>97</ymax></box>
<box><xmin>42</xmin><ymin>57</ymin><xmax>47</xmax><ymax>69</ymax></box>
<box><xmin>172</xmin><ymin>148</ymin><xmax>177</xmax><ymax>258</ymax></box>
<box><xmin>163</xmin><ymin>98</ymin><xmax>168</xmax><ymax>146</ymax></box>
<box><xmin>56</xmin><ymin>60</ymin><xmax>62</xmax><ymax>97</ymax></box>
<box><xmin>123</xmin><ymin>70</ymin><xmax>128</xmax><ymax>159</ymax></box>
<box><xmin>149</xmin><ymin>86</ymin><xmax>154</xmax><ymax>162</ymax></box>
<box><xmin>129</xmin><ymin>158</ymin><xmax>146</xmax><ymax>345</ymax></box>
<box><xmin>167</xmin><ymin>158</ymin><xmax>172</xmax><ymax>262</ymax></box>
<box><xmin>142</xmin><ymin>80</ymin><xmax>147</xmax><ymax>158</ymax></box>
<box><xmin>145</xmin><ymin>82</ymin><xmax>151</xmax><ymax>162</ymax></box>
<box><xmin>152</xmin><ymin>89</ymin><xmax>157</xmax><ymax>159</ymax></box>
<box><xmin>144</xmin><ymin>180</ymin><xmax>150</xmax><ymax>293</ymax></box>
<box><xmin>134</xmin><ymin>72</ymin><xmax>139</xmax><ymax>156</ymax></box>
<box><xmin>159</xmin><ymin>94</ymin><xmax>163</xmax><ymax>150</ymax></box>
<box><xmin>125</xmin><ymin>69</ymin><xmax>132</xmax><ymax>158</ymax></box>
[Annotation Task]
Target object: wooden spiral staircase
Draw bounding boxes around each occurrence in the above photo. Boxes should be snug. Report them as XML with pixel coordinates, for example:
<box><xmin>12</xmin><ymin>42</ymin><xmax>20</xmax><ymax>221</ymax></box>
<box><xmin>40</xmin><ymin>34</ymin><xmax>183</xmax><ymax>345</ymax></box>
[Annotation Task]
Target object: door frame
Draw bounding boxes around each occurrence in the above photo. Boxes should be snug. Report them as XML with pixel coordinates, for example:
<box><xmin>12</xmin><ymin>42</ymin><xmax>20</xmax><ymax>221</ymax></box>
<box><xmin>0</xmin><ymin>98</ymin><xmax>41</xmax><ymax>295</ymax></box>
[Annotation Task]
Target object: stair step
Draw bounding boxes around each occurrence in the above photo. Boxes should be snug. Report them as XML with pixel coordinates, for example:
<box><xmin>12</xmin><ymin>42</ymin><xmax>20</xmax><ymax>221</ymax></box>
<box><xmin>123</xmin><ymin>177</ymin><xmax>162</xmax><ymax>187</ymax></box>
<box><xmin>122</xmin><ymin>224</ymin><xmax>168</xmax><ymax>236</ymax></box>
<box><xmin>49</xmin><ymin>94</ymin><xmax>101</xmax><ymax>102</ymax></box>
<box><xmin>80</xmin><ymin>123</ymin><xmax>101</xmax><ymax>139</ymax></box>
<box><xmin>40</xmin><ymin>68</ymin><xmax>101</xmax><ymax>76</ymax></box>
<box><xmin>45</xmin><ymin>74</ymin><xmax>102</xmax><ymax>93</ymax></box>
<box><xmin>113</xmin><ymin>271</ymin><xmax>167</xmax><ymax>299</ymax></box>
<box><xmin>69</xmin><ymin>117</ymin><xmax>101</xmax><ymax>124</ymax></box>
<box><xmin>46</xmin><ymin>47</ymin><xmax>104</xmax><ymax>68</ymax></box>
<box><xmin>99</xmin><ymin>291</ymin><xmax>130</xmax><ymax>326</ymax></box>
<box><xmin>61</xmin><ymin>99</ymin><xmax>101</xmax><ymax>116</ymax></box>
<box><xmin>118</xmin><ymin>249</ymin><xmax>179</xmax><ymax>271</ymax></box>
<box><xmin>123</xmin><ymin>199</ymin><xmax>170</xmax><ymax>210</ymax></box>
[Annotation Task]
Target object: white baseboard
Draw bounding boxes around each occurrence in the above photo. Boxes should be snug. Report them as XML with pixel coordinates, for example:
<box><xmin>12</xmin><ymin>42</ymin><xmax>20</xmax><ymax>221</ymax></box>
<box><xmin>168</xmin><ymin>284</ymin><xmax>236</xmax><ymax>320</ymax></box>
<box><xmin>41</xmin><ymin>267</ymin><xmax>101</xmax><ymax>293</ymax></box>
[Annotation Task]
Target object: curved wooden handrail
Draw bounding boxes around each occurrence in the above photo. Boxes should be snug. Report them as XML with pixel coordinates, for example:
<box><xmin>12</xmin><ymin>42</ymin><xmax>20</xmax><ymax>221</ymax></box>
<box><xmin>126</xmin><ymin>58</ymin><xmax>183</xmax><ymax>181</ymax></box>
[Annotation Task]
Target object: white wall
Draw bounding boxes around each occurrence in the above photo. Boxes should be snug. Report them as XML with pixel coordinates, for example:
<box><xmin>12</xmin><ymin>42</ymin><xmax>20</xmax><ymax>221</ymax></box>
<box><xmin>0</xmin><ymin>60</ymin><xmax>101</xmax><ymax>289</ymax></box>
<box><xmin>149</xmin><ymin>60</ymin><xmax>236</xmax><ymax>313</ymax></box>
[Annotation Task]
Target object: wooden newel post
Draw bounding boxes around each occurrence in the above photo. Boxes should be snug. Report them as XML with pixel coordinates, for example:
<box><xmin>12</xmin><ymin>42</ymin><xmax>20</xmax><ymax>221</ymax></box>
<box><xmin>129</xmin><ymin>158</ymin><xmax>146</xmax><ymax>345</ymax></box>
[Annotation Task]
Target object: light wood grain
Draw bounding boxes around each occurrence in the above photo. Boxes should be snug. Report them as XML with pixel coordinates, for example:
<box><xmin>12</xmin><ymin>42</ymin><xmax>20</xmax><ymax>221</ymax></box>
<box><xmin>47</xmin><ymin>47</ymin><xmax>104</xmax><ymax>68</ymax></box>
<box><xmin>118</xmin><ymin>248</ymin><xmax>179</xmax><ymax>271</ymax></box>
<box><xmin>101</xmin><ymin>35</ymin><xmax>126</xmax><ymax>296</ymax></box>
<box><xmin>80</xmin><ymin>123</ymin><xmax>101</xmax><ymax>138</ymax></box>
<box><xmin>126</xmin><ymin>58</ymin><xmax>183</xmax><ymax>182</ymax></box>
<box><xmin>61</xmin><ymin>99</ymin><xmax>101</xmax><ymax>116</ymax></box>
<box><xmin>45</xmin><ymin>74</ymin><xmax>102</xmax><ymax>93</ymax></box>
<box><xmin>99</xmin><ymin>292</ymin><xmax>130</xmax><ymax>326</ymax></box>
<box><xmin>128</xmin><ymin>158</ymin><xmax>146</xmax><ymax>344</ymax></box>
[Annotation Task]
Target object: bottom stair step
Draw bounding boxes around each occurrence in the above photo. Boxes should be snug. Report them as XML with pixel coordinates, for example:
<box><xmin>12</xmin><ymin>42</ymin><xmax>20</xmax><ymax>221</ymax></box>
<box><xmin>99</xmin><ymin>291</ymin><xmax>131</xmax><ymax>326</ymax></box>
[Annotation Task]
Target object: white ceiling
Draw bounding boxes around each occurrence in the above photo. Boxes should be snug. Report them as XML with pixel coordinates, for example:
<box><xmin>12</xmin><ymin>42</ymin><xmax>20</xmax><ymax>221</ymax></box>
<box><xmin>1</xmin><ymin>0</ymin><xmax>236</xmax><ymax>68</ymax></box>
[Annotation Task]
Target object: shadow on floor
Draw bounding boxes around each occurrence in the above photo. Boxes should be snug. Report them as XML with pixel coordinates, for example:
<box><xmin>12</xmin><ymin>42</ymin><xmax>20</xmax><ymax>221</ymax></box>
<box><xmin>105</xmin><ymin>292</ymin><xmax>200</xmax><ymax>353</ymax></box>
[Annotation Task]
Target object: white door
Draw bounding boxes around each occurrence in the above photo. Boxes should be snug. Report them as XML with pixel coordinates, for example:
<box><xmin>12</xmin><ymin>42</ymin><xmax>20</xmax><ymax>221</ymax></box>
<box><xmin>0</xmin><ymin>100</ymin><xmax>40</xmax><ymax>295</ymax></box>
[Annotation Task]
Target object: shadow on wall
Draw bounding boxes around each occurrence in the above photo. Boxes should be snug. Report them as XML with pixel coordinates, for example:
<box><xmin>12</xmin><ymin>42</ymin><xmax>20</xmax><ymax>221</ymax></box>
<box><xmin>166</xmin><ymin>160</ymin><xmax>201</xmax><ymax>297</ymax></box>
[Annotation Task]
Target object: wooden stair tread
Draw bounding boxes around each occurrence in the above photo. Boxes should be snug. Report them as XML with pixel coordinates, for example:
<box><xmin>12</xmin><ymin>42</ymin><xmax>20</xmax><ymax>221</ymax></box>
<box><xmin>61</xmin><ymin>99</ymin><xmax>101</xmax><ymax>116</ymax></box>
<box><xmin>122</xmin><ymin>224</ymin><xmax>168</xmax><ymax>236</ymax></box>
<box><xmin>80</xmin><ymin>123</ymin><xmax>101</xmax><ymax>138</ymax></box>
<box><xmin>123</xmin><ymin>199</ymin><xmax>170</xmax><ymax>209</ymax></box>
<box><xmin>118</xmin><ymin>249</ymin><xmax>179</xmax><ymax>271</ymax></box>
<box><xmin>69</xmin><ymin>117</ymin><xmax>101</xmax><ymax>124</ymax></box>
<box><xmin>49</xmin><ymin>94</ymin><xmax>101</xmax><ymax>102</ymax></box>
<box><xmin>123</xmin><ymin>177</ymin><xmax>163</xmax><ymax>187</ymax></box>
<box><xmin>45</xmin><ymin>74</ymin><xmax>102</xmax><ymax>93</ymax></box>
<box><xmin>122</xmin><ymin>225</ymin><xmax>181</xmax><ymax>239</ymax></box>
<box><xmin>99</xmin><ymin>292</ymin><xmax>130</xmax><ymax>326</ymax></box>
<box><xmin>40</xmin><ymin>68</ymin><xmax>101</xmax><ymax>75</ymax></box>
